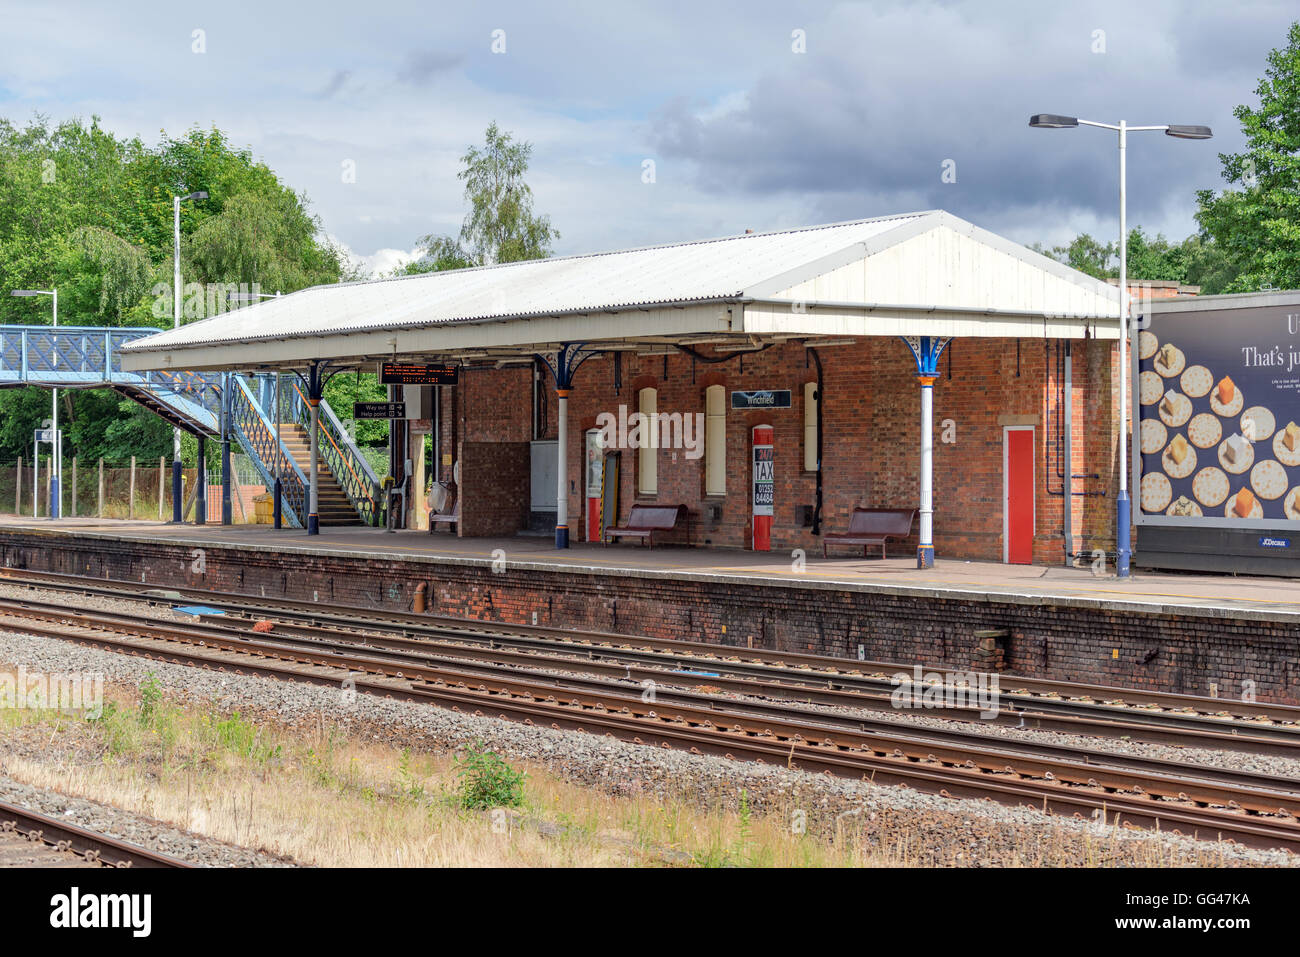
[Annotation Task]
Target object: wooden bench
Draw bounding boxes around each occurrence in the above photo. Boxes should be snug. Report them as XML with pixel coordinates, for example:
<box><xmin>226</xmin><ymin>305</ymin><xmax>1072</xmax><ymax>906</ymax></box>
<box><xmin>427</xmin><ymin>483</ymin><xmax>459</xmax><ymax>533</ymax></box>
<box><xmin>604</xmin><ymin>504</ymin><xmax>691</xmax><ymax>548</ymax></box>
<box><xmin>822</xmin><ymin>507</ymin><xmax>916</xmax><ymax>558</ymax></box>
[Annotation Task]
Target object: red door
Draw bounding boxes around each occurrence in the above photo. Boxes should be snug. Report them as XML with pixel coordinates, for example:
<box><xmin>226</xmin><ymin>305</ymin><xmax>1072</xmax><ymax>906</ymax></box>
<box><xmin>1004</xmin><ymin>428</ymin><xmax>1034</xmax><ymax>564</ymax></box>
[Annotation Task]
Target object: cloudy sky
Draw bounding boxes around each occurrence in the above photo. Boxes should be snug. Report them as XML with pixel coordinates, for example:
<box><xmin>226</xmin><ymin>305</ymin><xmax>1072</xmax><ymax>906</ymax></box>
<box><xmin>0</xmin><ymin>0</ymin><xmax>1293</xmax><ymax>274</ymax></box>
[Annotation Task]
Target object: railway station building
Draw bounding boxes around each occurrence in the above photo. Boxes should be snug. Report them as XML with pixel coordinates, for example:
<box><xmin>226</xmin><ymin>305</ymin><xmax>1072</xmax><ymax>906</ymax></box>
<box><xmin>120</xmin><ymin>210</ymin><xmax>1124</xmax><ymax>567</ymax></box>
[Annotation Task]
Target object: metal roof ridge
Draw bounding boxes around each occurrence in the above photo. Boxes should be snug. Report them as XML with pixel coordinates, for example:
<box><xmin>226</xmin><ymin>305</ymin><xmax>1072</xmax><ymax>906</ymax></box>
<box><xmin>287</xmin><ymin>209</ymin><xmax>942</xmax><ymax>296</ymax></box>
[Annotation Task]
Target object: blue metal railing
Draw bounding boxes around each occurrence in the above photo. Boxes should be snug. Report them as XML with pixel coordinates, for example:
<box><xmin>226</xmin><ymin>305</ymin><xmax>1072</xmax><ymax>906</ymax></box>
<box><xmin>229</xmin><ymin>375</ymin><xmax>307</xmax><ymax>528</ymax></box>
<box><xmin>0</xmin><ymin>325</ymin><xmax>220</xmax><ymax>433</ymax></box>
<box><xmin>284</xmin><ymin>379</ymin><xmax>381</xmax><ymax>526</ymax></box>
<box><xmin>0</xmin><ymin>324</ymin><xmax>373</xmax><ymax>526</ymax></box>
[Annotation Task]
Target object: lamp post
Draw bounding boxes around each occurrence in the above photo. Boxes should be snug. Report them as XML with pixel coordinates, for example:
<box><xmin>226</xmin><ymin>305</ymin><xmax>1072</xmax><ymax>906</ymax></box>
<box><xmin>171</xmin><ymin>189</ymin><xmax>208</xmax><ymax>523</ymax></box>
<box><xmin>12</xmin><ymin>288</ymin><xmax>59</xmax><ymax>517</ymax></box>
<box><xmin>1028</xmin><ymin>115</ymin><xmax>1211</xmax><ymax>578</ymax></box>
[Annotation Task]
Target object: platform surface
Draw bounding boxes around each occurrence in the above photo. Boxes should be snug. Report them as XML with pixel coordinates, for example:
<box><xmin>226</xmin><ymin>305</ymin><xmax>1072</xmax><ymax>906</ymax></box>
<box><xmin>1</xmin><ymin>515</ymin><xmax>1298</xmax><ymax>621</ymax></box>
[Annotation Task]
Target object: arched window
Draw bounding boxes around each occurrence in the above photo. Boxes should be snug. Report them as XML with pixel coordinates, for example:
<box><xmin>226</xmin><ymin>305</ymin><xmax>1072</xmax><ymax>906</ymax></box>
<box><xmin>638</xmin><ymin>386</ymin><xmax>657</xmax><ymax>495</ymax></box>
<box><xmin>804</xmin><ymin>381</ymin><xmax>819</xmax><ymax>472</ymax></box>
<box><xmin>705</xmin><ymin>384</ymin><xmax>726</xmax><ymax>495</ymax></box>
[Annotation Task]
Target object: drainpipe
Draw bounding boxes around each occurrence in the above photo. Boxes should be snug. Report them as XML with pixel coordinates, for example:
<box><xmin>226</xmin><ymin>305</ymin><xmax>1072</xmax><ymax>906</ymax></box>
<box><xmin>1063</xmin><ymin>342</ymin><xmax>1073</xmax><ymax>562</ymax></box>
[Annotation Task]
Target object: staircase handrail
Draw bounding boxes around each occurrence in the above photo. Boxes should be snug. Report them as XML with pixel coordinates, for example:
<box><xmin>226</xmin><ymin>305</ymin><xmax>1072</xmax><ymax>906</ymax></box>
<box><xmin>229</xmin><ymin>375</ymin><xmax>307</xmax><ymax>528</ymax></box>
<box><xmin>288</xmin><ymin>381</ymin><xmax>380</xmax><ymax>526</ymax></box>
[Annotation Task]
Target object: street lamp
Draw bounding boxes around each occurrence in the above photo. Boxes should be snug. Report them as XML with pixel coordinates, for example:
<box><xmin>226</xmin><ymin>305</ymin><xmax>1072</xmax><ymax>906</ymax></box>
<box><xmin>1029</xmin><ymin>114</ymin><xmax>1211</xmax><ymax>579</ymax></box>
<box><xmin>171</xmin><ymin>189</ymin><xmax>208</xmax><ymax>523</ymax></box>
<box><xmin>11</xmin><ymin>288</ymin><xmax>59</xmax><ymax>518</ymax></box>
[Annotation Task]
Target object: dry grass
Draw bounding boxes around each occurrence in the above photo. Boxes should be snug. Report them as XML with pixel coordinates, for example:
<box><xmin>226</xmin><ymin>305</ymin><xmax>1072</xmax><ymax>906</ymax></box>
<box><xmin>0</xmin><ymin>665</ymin><xmax>1270</xmax><ymax>868</ymax></box>
<box><xmin>0</xmin><ymin>675</ymin><xmax>900</xmax><ymax>867</ymax></box>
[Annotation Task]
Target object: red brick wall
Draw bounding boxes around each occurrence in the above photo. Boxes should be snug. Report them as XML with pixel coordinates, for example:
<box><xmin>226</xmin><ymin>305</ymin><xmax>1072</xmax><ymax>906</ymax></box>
<box><xmin>435</xmin><ymin>338</ymin><xmax>1121</xmax><ymax>564</ymax></box>
<box><xmin>457</xmin><ymin>440</ymin><xmax>530</xmax><ymax>536</ymax></box>
<box><xmin>7</xmin><ymin>529</ymin><xmax>1295</xmax><ymax>704</ymax></box>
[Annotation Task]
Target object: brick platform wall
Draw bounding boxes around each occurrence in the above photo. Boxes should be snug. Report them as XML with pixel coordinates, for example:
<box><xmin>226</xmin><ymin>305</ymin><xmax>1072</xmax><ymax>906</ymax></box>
<box><xmin>4</xmin><ymin>529</ymin><xmax>1296</xmax><ymax>704</ymax></box>
<box><xmin>425</xmin><ymin>337</ymin><xmax>1119</xmax><ymax>564</ymax></box>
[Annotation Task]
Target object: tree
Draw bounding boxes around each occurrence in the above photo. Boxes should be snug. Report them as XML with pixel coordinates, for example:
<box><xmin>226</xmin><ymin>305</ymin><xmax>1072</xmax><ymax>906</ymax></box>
<box><xmin>0</xmin><ymin>116</ymin><xmax>342</xmax><ymax>464</ymax></box>
<box><xmin>1031</xmin><ymin>233</ymin><xmax>1116</xmax><ymax>279</ymax></box>
<box><xmin>402</xmin><ymin>122</ymin><xmax>559</xmax><ymax>275</ymax></box>
<box><xmin>1195</xmin><ymin>21</ymin><xmax>1300</xmax><ymax>292</ymax></box>
<box><xmin>396</xmin><ymin>234</ymin><xmax>476</xmax><ymax>276</ymax></box>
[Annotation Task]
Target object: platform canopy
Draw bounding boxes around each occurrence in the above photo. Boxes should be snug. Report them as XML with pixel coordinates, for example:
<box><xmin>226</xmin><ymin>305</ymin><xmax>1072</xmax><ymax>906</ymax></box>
<box><xmin>121</xmin><ymin>210</ymin><xmax>1121</xmax><ymax>374</ymax></box>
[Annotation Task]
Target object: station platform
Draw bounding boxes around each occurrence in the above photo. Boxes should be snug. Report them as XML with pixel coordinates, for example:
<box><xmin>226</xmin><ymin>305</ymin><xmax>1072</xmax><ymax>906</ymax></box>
<box><xmin>0</xmin><ymin>515</ymin><xmax>1295</xmax><ymax>622</ymax></box>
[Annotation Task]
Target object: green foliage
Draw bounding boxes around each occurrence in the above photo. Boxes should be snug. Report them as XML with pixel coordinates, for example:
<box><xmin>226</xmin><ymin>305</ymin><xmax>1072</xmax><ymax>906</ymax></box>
<box><xmin>459</xmin><ymin>122</ymin><xmax>558</xmax><ymax>265</ymax></box>
<box><xmin>454</xmin><ymin>741</ymin><xmax>525</xmax><ymax>810</ymax></box>
<box><xmin>322</xmin><ymin>371</ymin><xmax>389</xmax><ymax>447</ymax></box>
<box><xmin>399</xmin><ymin>122</ymin><xmax>558</xmax><ymax>275</ymax></box>
<box><xmin>396</xmin><ymin>234</ymin><xmax>477</xmax><ymax>276</ymax></box>
<box><xmin>213</xmin><ymin>711</ymin><xmax>281</xmax><ymax>765</ymax></box>
<box><xmin>1195</xmin><ymin>21</ymin><xmax>1300</xmax><ymax>292</ymax></box>
<box><xmin>138</xmin><ymin>671</ymin><xmax>162</xmax><ymax>726</ymax></box>
<box><xmin>1031</xmin><ymin>232</ymin><xmax>1117</xmax><ymax>280</ymax></box>
<box><xmin>1032</xmin><ymin>227</ymin><xmax>1239</xmax><ymax>294</ymax></box>
<box><xmin>0</xmin><ymin>115</ymin><xmax>342</xmax><ymax>464</ymax></box>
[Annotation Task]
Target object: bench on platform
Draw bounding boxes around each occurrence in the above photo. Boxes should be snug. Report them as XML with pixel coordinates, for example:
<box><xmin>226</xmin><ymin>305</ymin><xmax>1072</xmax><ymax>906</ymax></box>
<box><xmin>604</xmin><ymin>504</ymin><xmax>691</xmax><ymax>548</ymax></box>
<box><xmin>822</xmin><ymin>507</ymin><xmax>916</xmax><ymax>558</ymax></box>
<box><xmin>427</xmin><ymin>484</ymin><xmax>459</xmax><ymax>533</ymax></box>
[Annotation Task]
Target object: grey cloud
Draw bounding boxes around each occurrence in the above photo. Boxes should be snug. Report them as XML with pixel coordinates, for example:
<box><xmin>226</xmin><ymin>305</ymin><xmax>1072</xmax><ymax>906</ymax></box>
<box><xmin>318</xmin><ymin>70</ymin><xmax>352</xmax><ymax>98</ymax></box>
<box><xmin>647</xmin><ymin>1</ymin><xmax>1290</xmax><ymax>242</ymax></box>
<box><xmin>397</xmin><ymin>50</ymin><xmax>464</xmax><ymax>85</ymax></box>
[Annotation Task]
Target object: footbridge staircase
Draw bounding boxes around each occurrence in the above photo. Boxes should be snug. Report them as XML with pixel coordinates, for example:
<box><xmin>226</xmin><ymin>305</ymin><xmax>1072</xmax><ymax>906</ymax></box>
<box><xmin>0</xmin><ymin>325</ymin><xmax>379</xmax><ymax>528</ymax></box>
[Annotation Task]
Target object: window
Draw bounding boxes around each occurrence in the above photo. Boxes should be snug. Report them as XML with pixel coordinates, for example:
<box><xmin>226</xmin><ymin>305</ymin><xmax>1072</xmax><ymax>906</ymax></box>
<box><xmin>638</xmin><ymin>386</ymin><xmax>657</xmax><ymax>495</ymax></box>
<box><xmin>804</xmin><ymin>381</ymin><xmax>819</xmax><ymax>472</ymax></box>
<box><xmin>704</xmin><ymin>384</ymin><xmax>726</xmax><ymax>495</ymax></box>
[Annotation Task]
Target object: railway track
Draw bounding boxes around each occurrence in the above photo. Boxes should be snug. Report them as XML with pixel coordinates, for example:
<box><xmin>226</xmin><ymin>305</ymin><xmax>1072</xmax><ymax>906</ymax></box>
<box><xmin>0</xmin><ymin>800</ymin><xmax>191</xmax><ymax>868</ymax></box>
<box><xmin>3</xmin><ymin>567</ymin><xmax>1299</xmax><ymax>753</ymax></box>
<box><xmin>1</xmin><ymin>576</ymin><xmax>1299</xmax><ymax>852</ymax></box>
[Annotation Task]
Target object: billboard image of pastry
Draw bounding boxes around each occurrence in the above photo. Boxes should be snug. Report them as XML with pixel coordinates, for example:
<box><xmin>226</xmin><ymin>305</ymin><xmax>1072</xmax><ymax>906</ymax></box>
<box><xmin>1136</xmin><ymin>303</ymin><xmax>1300</xmax><ymax>526</ymax></box>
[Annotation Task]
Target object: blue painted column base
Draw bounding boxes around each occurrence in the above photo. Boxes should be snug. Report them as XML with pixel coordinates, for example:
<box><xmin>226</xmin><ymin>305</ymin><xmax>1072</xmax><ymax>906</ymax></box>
<box><xmin>273</xmin><ymin>478</ymin><xmax>282</xmax><ymax>529</ymax></box>
<box><xmin>555</xmin><ymin>525</ymin><xmax>569</xmax><ymax>549</ymax></box>
<box><xmin>917</xmin><ymin>544</ymin><xmax>934</xmax><ymax>569</ymax></box>
<box><xmin>50</xmin><ymin>478</ymin><xmax>60</xmax><ymax>519</ymax></box>
<box><xmin>308</xmin><ymin>513</ymin><xmax>320</xmax><ymax>535</ymax></box>
<box><xmin>1116</xmin><ymin>492</ymin><xmax>1131</xmax><ymax>577</ymax></box>
<box><xmin>171</xmin><ymin>461</ymin><xmax>183</xmax><ymax>523</ymax></box>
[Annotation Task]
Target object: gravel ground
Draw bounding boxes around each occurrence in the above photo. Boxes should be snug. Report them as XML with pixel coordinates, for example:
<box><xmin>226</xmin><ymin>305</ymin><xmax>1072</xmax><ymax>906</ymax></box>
<box><xmin>0</xmin><ymin>628</ymin><xmax>1295</xmax><ymax>867</ymax></box>
<box><xmin>0</xmin><ymin>772</ymin><xmax>294</xmax><ymax>867</ymax></box>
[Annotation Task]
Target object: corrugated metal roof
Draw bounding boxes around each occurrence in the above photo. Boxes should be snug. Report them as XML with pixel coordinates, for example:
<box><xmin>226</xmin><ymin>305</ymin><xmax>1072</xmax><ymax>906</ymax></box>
<box><xmin>122</xmin><ymin>212</ymin><xmax>932</xmax><ymax>353</ymax></box>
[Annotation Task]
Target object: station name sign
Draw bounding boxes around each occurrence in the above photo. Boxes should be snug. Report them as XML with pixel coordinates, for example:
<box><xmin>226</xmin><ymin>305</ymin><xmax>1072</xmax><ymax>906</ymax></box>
<box><xmin>731</xmin><ymin>390</ymin><xmax>792</xmax><ymax>409</ymax></box>
<box><xmin>379</xmin><ymin>363</ymin><xmax>459</xmax><ymax>385</ymax></box>
<box><xmin>353</xmin><ymin>402</ymin><xmax>406</xmax><ymax>420</ymax></box>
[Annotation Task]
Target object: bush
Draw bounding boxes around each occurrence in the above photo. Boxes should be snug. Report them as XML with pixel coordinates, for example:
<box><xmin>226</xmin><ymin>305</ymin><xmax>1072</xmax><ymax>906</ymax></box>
<box><xmin>454</xmin><ymin>742</ymin><xmax>525</xmax><ymax>810</ymax></box>
<box><xmin>138</xmin><ymin>672</ymin><xmax>162</xmax><ymax>725</ymax></box>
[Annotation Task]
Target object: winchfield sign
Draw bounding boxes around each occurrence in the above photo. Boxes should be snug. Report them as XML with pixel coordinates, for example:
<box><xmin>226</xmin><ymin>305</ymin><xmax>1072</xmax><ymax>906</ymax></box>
<box><xmin>731</xmin><ymin>390</ymin><xmax>792</xmax><ymax>410</ymax></box>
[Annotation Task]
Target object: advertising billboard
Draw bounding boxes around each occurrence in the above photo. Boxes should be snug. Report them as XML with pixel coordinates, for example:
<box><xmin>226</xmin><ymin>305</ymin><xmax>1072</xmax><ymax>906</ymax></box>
<box><xmin>1135</xmin><ymin>299</ymin><xmax>1300</xmax><ymax>530</ymax></box>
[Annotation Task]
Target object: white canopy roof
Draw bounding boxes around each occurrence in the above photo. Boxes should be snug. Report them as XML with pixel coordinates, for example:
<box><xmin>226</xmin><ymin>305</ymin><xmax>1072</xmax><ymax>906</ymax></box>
<box><xmin>122</xmin><ymin>210</ymin><xmax>1120</xmax><ymax>372</ymax></box>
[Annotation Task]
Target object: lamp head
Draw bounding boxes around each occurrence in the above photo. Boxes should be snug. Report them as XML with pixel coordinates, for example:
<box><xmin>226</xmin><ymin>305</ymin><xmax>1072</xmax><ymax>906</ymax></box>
<box><xmin>1029</xmin><ymin>114</ymin><xmax>1079</xmax><ymax>129</ymax></box>
<box><xmin>1165</xmin><ymin>125</ymin><xmax>1212</xmax><ymax>140</ymax></box>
